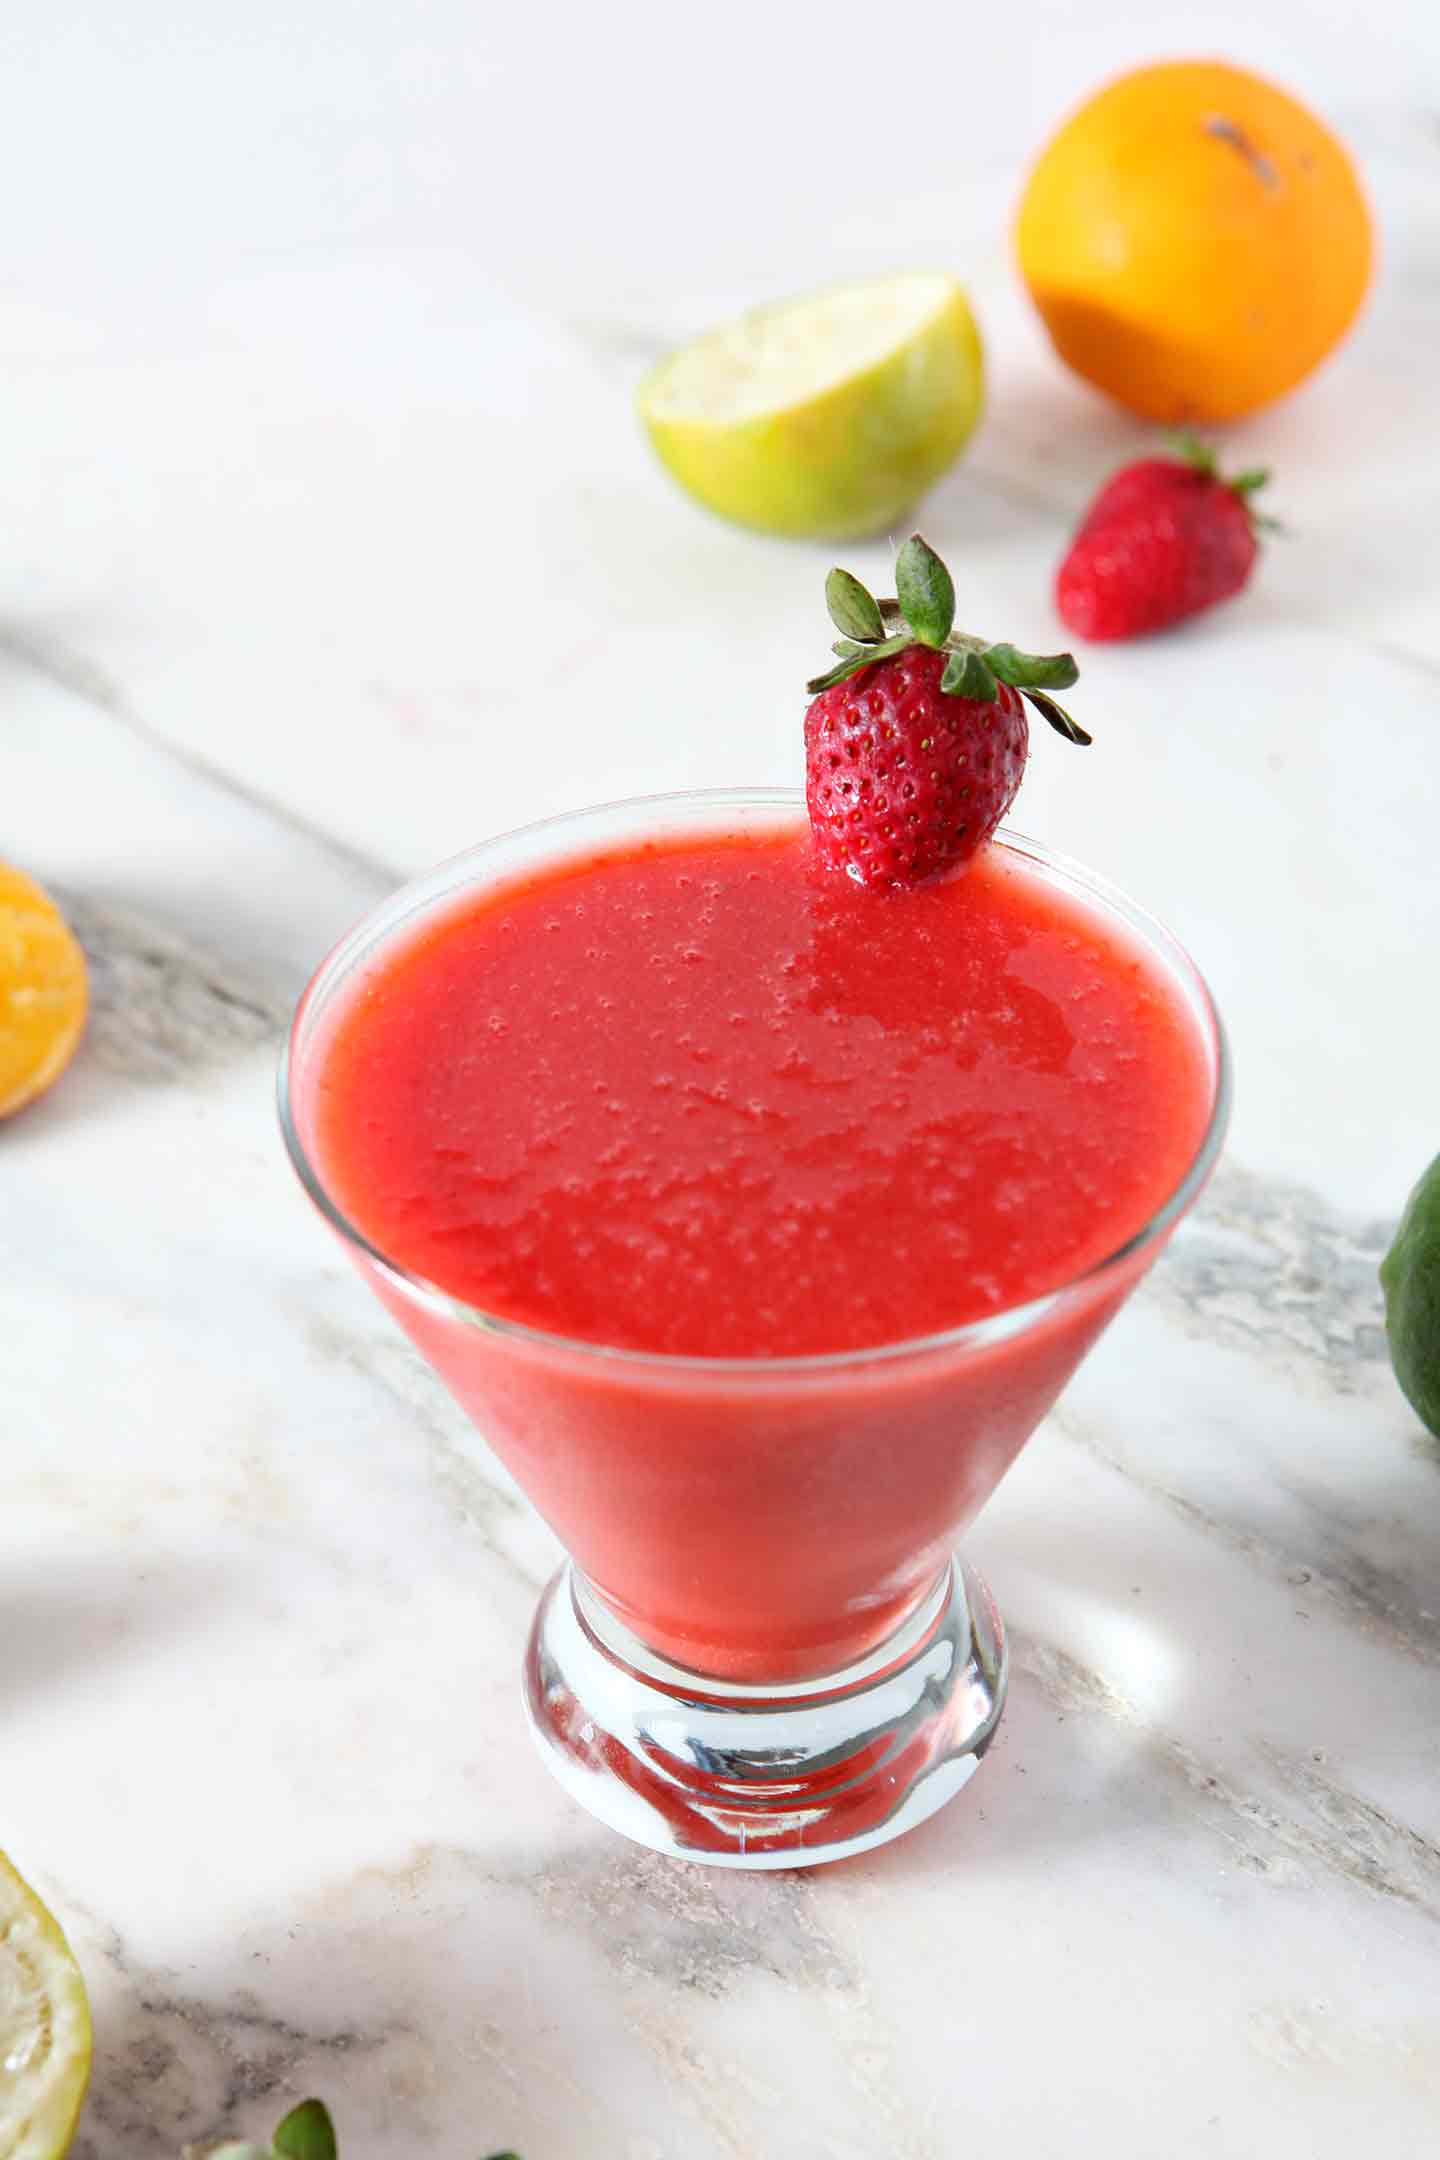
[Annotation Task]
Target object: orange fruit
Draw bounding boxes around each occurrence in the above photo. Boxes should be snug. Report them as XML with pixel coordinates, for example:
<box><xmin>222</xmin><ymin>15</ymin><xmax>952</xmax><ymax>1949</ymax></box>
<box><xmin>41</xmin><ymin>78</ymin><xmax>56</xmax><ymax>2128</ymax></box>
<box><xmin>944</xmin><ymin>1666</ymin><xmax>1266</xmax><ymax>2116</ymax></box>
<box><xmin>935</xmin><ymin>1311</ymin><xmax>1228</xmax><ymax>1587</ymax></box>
<box><xmin>1016</xmin><ymin>60</ymin><xmax>1373</xmax><ymax>422</ymax></box>
<box><xmin>0</xmin><ymin>864</ymin><xmax>88</xmax><ymax>1118</ymax></box>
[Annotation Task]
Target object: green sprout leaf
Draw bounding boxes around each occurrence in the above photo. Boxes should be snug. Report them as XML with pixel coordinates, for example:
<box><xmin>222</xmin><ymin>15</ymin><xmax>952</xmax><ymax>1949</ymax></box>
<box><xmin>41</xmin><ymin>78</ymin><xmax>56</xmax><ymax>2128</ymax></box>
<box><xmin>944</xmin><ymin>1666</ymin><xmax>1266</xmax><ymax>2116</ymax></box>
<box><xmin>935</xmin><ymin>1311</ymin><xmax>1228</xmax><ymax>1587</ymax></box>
<box><xmin>1230</xmin><ymin>468</ymin><xmax>1270</xmax><ymax>496</ymax></box>
<box><xmin>824</xmin><ymin>567</ymin><xmax>885</xmax><ymax>644</ymax></box>
<box><xmin>894</xmin><ymin>535</ymin><xmax>956</xmax><ymax>649</ymax></box>
<box><xmin>273</xmin><ymin>2101</ymin><xmax>338</xmax><ymax>2160</ymax></box>
<box><xmin>183</xmin><ymin>2104</ymin><xmax>519</xmax><ymax>2160</ymax></box>
<box><xmin>940</xmin><ymin>647</ymin><xmax>998</xmax><ymax>701</ymax></box>
<box><xmin>1023</xmin><ymin>688</ymin><xmax>1092</xmax><ymax>746</ymax></box>
<box><xmin>806</xmin><ymin>632</ymin><xmax>912</xmax><ymax>696</ymax></box>
<box><xmin>981</xmin><ymin>643</ymin><xmax>1079</xmax><ymax>692</ymax></box>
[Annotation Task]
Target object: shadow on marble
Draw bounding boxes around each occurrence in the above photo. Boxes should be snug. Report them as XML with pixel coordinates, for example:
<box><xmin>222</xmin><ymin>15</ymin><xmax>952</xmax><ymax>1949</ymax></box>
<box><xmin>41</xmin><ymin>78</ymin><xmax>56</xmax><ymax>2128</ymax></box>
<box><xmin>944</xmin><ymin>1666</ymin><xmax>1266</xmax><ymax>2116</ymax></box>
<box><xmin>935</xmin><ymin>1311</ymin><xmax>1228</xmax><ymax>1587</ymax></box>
<box><xmin>970</xmin><ymin>371</ymin><xmax>1154</xmax><ymax>503</ymax></box>
<box><xmin>913</xmin><ymin>456</ymin><xmax>1052</xmax><ymax>548</ymax></box>
<box><xmin>1</xmin><ymin>1554</ymin><xmax>241</xmax><ymax>1709</ymax></box>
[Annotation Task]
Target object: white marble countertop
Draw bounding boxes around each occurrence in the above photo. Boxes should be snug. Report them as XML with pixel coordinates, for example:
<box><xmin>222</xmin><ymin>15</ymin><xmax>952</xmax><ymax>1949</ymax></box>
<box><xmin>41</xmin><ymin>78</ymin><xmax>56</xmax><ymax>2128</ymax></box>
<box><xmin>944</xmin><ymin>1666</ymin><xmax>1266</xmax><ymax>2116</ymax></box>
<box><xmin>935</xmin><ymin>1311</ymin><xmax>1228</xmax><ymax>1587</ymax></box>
<box><xmin>6</xmin><ymin>4</ymin><xmax>1440</xmax><ymax>2153</ymax></box>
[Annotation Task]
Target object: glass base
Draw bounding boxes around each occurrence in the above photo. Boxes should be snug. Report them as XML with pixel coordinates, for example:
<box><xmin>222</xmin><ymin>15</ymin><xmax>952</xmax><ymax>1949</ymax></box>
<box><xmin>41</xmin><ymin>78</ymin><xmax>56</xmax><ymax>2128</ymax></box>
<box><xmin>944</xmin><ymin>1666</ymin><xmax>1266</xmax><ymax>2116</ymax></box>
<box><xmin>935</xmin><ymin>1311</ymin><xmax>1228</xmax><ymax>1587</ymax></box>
<box><xmin>523</xmin><ymin>1556</ymin><xmax>1007</xmax><ymax>1869</ymax></box>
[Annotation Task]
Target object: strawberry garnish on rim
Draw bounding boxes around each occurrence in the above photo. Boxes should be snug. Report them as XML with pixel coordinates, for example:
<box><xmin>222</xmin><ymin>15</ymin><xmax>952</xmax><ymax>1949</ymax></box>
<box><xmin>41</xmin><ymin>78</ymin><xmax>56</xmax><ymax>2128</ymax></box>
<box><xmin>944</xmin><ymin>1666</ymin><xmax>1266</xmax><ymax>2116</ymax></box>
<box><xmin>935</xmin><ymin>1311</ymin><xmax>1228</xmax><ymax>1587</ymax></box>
<box><xmin>804</xmin><ymin>534</ymin><xmax>1089</xmax><ymax>890</ymax></box>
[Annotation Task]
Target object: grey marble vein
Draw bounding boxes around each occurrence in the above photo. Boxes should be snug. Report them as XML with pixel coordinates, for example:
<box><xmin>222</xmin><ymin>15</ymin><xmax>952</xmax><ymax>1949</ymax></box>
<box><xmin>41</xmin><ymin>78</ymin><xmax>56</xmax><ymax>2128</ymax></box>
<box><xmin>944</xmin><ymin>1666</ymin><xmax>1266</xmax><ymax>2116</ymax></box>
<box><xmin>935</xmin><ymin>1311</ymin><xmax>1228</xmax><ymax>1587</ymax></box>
<box><xmin>1051</xmin><ymin>1398</ymin><xmax>1440</xmax><ymax>1668</ymax></box>
<box><xmin>1156</xmin><ymin>1164</ymin><xmax>1392</xmax><ymax>1388</ymax></box>
<box><xmin>55</xmin><ymin>894</ymin><xmax>286</xmax><ymax>1079</ymax></box>
<box><xmin>69</xmin><ymin>1928</ymin><xmax>386</xmax><ymax>2160</ymax></box>
<box><xmin>1014</xmin><ymin>1632</ymin><xmax>1440</xmax><ymax>1922</ymax></box>
<box><xmin>528</xmin><ymin>1846</ymin><xmax>854</xmax><ymax>2000</ymax></box>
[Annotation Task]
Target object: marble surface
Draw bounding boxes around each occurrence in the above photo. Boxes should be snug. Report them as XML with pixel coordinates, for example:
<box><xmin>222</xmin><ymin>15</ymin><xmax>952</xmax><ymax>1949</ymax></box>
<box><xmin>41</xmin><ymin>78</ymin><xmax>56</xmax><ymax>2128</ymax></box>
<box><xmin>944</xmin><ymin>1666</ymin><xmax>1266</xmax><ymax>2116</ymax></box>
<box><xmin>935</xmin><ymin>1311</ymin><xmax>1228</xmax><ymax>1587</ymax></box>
<box><xmin>5</xmin><ymin>4</ymin><xmax>1440</xmax><ymax>2153</ymax></box>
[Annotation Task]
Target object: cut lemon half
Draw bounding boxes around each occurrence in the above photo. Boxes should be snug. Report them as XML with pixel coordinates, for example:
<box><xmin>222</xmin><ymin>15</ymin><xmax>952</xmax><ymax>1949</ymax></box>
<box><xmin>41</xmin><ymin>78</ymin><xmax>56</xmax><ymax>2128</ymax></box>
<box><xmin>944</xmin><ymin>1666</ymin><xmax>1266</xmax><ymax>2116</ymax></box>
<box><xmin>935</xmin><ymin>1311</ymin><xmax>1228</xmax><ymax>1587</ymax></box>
<box><xmin>0</xmin><ymin>865</ymin><xmax>88</xmax><ymax>1120</ymax></box>
<box><xmin>638</xmin><ymin>272</ymin><xmax>984</xmax><ymax>540</ymax></box>
<box><xmin>0</xmin><ymin>1853</ymin><xmax>93</xmax><ymax>2160</ymax></box>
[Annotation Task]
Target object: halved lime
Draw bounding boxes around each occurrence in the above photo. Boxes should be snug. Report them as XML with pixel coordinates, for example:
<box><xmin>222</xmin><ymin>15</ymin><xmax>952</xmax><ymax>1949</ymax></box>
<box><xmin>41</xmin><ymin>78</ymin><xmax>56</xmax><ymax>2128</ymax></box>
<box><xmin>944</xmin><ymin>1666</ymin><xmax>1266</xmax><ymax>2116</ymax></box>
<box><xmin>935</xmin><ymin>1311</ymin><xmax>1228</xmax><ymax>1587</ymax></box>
<box><xmin>638</xmin><ymin>272</ymin><xmax>984</xmax><ymax>540</ymax></box>
<box><xmin>0</xmin><ymin>1854</ymin><xmax>92</xmax><ymax>2160</ymax></box>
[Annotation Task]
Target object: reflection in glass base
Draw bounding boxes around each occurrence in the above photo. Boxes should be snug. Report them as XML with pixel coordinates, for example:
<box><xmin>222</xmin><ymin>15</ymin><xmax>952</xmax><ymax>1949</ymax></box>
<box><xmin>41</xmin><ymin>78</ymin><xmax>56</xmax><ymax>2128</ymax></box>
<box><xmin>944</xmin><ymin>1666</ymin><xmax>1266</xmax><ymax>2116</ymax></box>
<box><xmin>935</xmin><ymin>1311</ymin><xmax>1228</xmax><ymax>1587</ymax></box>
<box><xmin>523</xmin><ymin>1557</ymin><xmax>1006</xmax><ymax>1869</ymax></box>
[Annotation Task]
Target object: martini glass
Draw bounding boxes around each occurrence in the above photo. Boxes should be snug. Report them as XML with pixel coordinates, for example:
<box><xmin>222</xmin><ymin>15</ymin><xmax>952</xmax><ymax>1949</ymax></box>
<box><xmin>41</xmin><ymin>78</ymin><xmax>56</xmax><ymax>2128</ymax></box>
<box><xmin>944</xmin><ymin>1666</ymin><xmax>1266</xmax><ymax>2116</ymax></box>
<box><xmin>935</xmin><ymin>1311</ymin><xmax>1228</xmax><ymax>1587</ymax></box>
<box><xmin>280</xmin><ymin>790</ymin><xmax>1229</xmax><ymax>1868</ymax></box>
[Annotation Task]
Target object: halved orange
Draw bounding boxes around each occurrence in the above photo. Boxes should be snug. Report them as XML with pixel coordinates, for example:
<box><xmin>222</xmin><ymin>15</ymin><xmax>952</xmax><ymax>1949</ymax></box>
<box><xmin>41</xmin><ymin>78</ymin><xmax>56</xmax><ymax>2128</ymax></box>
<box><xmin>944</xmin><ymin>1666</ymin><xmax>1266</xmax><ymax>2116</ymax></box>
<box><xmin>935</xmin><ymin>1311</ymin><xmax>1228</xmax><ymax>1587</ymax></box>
<box><xmin>0</xmin><ymin>864</ymin><xmax>88</xmax><ymax>1118</ymax></box>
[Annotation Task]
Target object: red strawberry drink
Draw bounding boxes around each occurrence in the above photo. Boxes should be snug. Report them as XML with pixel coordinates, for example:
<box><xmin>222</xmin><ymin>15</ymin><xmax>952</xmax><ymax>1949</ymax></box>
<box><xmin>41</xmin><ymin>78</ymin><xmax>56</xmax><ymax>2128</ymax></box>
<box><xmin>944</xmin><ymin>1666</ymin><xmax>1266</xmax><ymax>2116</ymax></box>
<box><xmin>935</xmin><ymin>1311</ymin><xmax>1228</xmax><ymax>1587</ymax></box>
<box><xmin>298</xmin><ymin>812</ymin><xmax>1213</xmax><ymax>1664</ymax></box>
<box><xmin>282</xmin><ymin>543</ymin><xmax>1228</xmax><ymax>1865</ymax></box>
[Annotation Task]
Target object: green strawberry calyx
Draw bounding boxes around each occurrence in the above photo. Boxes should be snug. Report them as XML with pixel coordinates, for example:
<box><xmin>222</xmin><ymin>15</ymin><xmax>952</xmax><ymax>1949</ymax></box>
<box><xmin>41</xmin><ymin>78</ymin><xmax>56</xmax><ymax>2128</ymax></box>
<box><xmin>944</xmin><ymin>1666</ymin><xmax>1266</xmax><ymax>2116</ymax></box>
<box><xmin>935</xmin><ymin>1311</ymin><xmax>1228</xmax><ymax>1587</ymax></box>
<box><xmin>1166</xmin><ymin>429</ymin><xmax>1281</xmax><ymax>533</ymax></box>
<box><xmin>807</xmin><ymin>536</ymin><xmax>1091</xmax><ymax>745</ymax></box>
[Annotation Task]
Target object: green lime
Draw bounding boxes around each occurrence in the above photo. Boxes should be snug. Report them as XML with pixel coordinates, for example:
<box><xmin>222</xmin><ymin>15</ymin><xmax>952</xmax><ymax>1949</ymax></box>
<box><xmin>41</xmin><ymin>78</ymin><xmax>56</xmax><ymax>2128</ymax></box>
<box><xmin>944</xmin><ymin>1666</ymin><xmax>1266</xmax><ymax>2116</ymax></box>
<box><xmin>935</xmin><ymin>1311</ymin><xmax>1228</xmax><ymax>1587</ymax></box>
<box><xmin>1380</xmin><ymin>1152</ymin><xmax>1440</xmax><ymax>1439</ymax></box>
<box><xmin>0</xmin><ymin>1853</ymin><xmax>92</xmax><ymax>2160</ymax></box>
<box><xmin>638</xmin><ymin>272</ymin><xmax>984</xmax><ymax>540</ymax></box>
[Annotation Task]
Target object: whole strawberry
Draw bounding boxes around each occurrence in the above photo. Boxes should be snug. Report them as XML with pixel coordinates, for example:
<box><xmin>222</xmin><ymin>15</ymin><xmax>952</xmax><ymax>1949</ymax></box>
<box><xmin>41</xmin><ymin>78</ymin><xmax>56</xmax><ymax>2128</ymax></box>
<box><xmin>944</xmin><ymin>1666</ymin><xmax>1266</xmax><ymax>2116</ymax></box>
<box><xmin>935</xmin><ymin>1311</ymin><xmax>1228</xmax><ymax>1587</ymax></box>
<box><xmin>804</xmin><ymin>535</ymin><xmax>1089</xmax><ymax>889</ymax></box>
<box><xmin>1056</xmin><ymin>433</ymin><xmax>1272</xmax><ymax>641</ymax></box>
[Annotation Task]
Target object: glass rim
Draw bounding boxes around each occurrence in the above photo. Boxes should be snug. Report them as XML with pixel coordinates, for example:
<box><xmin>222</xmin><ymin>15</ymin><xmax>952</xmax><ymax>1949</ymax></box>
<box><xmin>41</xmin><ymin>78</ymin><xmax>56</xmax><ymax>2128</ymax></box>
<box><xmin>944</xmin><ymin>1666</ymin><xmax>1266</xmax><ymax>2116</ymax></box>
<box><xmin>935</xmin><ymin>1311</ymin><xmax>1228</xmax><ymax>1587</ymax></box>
<box><xmin>279</xmin><ymin>786</ymin><xmax>1232</xmax><ymax>1376</ymax></box>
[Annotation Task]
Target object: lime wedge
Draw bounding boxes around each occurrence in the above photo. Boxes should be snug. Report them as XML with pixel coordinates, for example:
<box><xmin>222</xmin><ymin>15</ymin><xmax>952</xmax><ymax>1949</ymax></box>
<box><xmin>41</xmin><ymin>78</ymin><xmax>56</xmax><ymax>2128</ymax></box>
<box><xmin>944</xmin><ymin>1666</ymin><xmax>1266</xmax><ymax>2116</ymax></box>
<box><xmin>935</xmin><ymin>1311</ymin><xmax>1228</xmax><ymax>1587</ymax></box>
<box><xmin>0</xmin><ymin>1854</ymin><xmax>92</xmax><ymax>2160</ymax></box>
<box><xmin>638</xmin><ymin>272</ymin><xmax>984</xmax><ymax>539</ymax></box>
